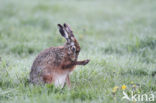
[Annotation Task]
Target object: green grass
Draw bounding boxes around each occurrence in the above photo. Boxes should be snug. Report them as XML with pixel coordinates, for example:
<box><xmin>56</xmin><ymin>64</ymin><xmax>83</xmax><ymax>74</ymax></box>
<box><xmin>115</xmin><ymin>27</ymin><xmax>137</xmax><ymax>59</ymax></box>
<box><xmin>0</xmin><ymin>0</ymin><xmax>156</xmax><ymax>103</ymax></box>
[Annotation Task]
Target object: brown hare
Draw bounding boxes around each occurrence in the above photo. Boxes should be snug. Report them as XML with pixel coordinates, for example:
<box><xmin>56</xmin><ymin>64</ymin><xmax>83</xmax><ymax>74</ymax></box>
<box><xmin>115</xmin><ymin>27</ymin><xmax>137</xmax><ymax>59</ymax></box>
<box><xmin>30</xmin><ymin>23</ymin><xmax>90</xmax><ymax>88</ymax></box>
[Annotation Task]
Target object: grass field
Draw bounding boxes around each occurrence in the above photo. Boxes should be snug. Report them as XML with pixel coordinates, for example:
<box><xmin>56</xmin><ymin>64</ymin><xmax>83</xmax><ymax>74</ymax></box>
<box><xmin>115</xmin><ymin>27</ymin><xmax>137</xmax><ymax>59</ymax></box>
<box><xmin>0</xmin><ymin>0</ymin><xmax>156</xmax><ymax>102</ymax></box>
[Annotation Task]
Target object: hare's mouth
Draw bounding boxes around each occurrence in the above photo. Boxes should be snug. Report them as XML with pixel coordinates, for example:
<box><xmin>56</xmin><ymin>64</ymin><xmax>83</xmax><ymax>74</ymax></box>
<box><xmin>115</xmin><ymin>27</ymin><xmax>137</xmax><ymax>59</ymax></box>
<box><xmin>70</xmin><ymin>53</ymin><xmax>77</xmax><ymax>61</ymax></box>
<box><xmin>67</xmin><ymin>52</ymin><xmax>77</xmax><ymax>61</ymax></box>
<box><xmin>71</xmin><ymin>58</ymin><xmax>76</xmax><ymax>61</ymax></box>
<box><xmin>70</xmin><ymin>56</ymin><xmax>76</xmax><ymax>61</ymax></box>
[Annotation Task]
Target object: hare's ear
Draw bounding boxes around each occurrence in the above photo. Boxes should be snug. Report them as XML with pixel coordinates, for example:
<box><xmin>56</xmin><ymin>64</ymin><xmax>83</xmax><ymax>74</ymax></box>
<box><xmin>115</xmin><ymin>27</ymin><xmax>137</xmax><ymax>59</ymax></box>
<box><xmin>63</xmin><ymin>23</ymin><xmax>74</xmax><ymax>37</ymax></box>
<box><xmin>58</xmin><ymin>24</ymin><xmax>69</xmax><ymax>40</ymax></box>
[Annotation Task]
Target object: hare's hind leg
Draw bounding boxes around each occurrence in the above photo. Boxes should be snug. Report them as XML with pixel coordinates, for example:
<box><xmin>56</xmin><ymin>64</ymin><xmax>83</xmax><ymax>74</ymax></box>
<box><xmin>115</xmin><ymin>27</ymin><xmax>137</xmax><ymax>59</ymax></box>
<box><xmin>42</xmin><ymin>74</ymin><xmax>53</xmax><ymax>84</ymax></box>
<box><xmin>41</xmin><ymin>66</ymin><xmax>54</xmax><ymax>84</ymax></box>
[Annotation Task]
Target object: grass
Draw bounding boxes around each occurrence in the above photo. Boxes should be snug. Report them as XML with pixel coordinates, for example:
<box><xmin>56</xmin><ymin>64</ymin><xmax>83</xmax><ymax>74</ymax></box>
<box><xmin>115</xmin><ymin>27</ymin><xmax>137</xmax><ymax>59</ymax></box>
<box><xmin>0</xmin><ymin>0</ymin><xmax>156</xmax><ymax>102</ymax></box>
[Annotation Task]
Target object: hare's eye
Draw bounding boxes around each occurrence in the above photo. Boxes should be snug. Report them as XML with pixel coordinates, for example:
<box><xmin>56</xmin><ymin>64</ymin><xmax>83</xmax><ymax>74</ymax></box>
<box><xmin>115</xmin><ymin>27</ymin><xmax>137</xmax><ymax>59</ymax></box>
<box><xmin>71</xmin><ymin>46</ymin><xmax>76</xmax><ymax>52</ymax></box>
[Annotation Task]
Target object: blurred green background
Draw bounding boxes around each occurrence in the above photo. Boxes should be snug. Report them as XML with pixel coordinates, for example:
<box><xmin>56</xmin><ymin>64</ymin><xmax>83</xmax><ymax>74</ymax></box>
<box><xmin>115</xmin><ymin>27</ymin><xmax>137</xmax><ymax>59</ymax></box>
<box><xmin>0</xmin><ymin>0</ymin><xmax>156</xmax><ymax>103</ymax></box>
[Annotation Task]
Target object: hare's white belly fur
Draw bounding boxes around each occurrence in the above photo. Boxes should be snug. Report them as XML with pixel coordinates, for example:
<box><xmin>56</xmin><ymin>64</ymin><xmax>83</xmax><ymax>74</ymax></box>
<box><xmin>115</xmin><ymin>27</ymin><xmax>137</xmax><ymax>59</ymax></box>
<box><xmin>54</xmin><ymin>73</ymin><xmax>67</xmax><ymax>88</ymax></box>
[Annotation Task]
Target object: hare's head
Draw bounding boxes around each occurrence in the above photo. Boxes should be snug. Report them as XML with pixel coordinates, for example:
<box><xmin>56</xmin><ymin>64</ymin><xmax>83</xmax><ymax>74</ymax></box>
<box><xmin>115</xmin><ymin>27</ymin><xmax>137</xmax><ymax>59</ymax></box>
<box><xmin>58</xmin><ymin>23</ymin><xmax>80</xmax><ymax>61</ymax></box>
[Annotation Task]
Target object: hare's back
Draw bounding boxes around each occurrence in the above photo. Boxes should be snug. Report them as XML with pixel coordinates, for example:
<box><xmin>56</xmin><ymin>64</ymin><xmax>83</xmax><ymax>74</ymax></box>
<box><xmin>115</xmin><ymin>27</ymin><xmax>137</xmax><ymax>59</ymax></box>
<box><xmin>32</xmin><ymin>47</ymin><xmax>65</xmax><ymax>69</ymax></box>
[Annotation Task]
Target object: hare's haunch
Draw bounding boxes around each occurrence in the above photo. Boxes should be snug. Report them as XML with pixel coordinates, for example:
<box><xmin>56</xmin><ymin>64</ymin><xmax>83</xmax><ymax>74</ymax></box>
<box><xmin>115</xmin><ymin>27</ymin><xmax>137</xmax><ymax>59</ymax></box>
<box><xmin>30</xmin><ymin>23</ymin><xmax>90</xmax><ymax>88</ymax></box>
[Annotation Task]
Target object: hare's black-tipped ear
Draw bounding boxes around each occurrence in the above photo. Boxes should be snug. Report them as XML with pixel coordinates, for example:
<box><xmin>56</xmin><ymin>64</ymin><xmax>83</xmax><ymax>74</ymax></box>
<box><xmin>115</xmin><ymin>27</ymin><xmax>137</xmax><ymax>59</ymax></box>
<box><xmin>63</xmin><ymin>23</ymin><xmax>74</xmax><ymax>37</ymax></box>
<box><xmin>57</xmin><ymin>24</ymin><xmax>69</xmax><ymax>39</ymax></box>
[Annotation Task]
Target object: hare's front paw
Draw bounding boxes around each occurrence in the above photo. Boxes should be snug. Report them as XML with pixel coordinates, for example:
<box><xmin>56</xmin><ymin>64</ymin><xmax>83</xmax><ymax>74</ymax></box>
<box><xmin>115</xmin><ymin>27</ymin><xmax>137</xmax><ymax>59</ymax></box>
<box><xmin>82</xmin><ymin>59</ymin><xmax>90</xmax><ymax>65</ymax></box>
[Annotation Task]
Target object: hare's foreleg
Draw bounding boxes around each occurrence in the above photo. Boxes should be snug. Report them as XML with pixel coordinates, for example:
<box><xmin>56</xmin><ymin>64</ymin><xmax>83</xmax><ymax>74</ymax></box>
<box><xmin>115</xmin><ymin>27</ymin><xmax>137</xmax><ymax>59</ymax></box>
<box><xmin>63</xmin><ymin>59</ymin><xmax>90</xmax><ymax>69</ymax></box>
<box><xmin>65</xmin><ymin>74</ymin><xmax>71</xmax><ymax>88</ymax></box>
<box><xmin>75</xmin><ymin>59</ymin><xmax>90</xmax><ymax>65</ymax></box>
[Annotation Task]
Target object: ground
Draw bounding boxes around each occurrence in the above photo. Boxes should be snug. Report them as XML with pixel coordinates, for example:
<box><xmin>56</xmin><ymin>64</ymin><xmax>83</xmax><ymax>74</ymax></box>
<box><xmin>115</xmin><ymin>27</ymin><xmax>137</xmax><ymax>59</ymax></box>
<box><xmin>0</xmin><ymin>0</ymin><xmax>156</xmax><ymax>103</ymax></box>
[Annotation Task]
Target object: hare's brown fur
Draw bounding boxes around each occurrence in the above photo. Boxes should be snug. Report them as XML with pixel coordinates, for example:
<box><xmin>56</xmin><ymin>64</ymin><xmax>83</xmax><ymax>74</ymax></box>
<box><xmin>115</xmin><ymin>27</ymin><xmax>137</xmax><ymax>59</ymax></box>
<box><xmin>30</xmin><ymin>23</ymin><xmax>89</xmax><ymax>87</ymax></box>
